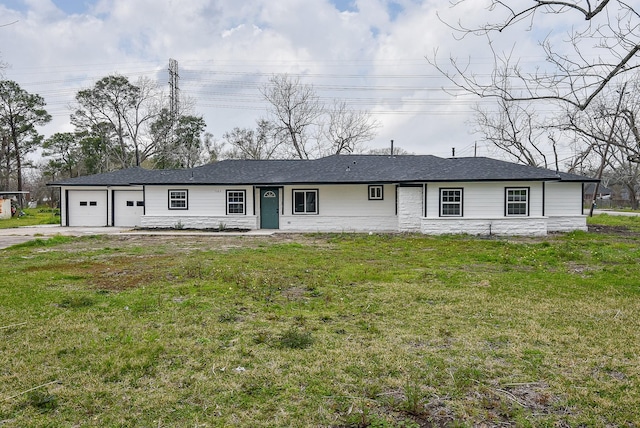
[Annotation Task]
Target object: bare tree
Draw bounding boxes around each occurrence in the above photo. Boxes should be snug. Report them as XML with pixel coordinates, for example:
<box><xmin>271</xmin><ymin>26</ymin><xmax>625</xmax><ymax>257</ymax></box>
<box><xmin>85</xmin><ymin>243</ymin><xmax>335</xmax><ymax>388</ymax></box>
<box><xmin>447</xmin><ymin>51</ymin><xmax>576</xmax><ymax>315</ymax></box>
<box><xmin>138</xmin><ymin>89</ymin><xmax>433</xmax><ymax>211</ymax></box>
<box><xmin>323</xmin><ymin>100</ymin><xmax>380</xmax><ymax>155</ymax></box>
<box><xmin>367</xmin><ymin>146</ymin><xmax>412</xmax><ymax>155</ymax></box>
<box><xmin>261</xmin><ymin>74</ymin><xmax>322</xmax><ymax>159</ymax></box>
<box><xmin>562</xmin><ymin>79</ymin><xmax>640</xmax><ymax>210</ymax></box>
<box><xmin>260</xmin><ymin>74</ymin><xmax>380</xmax><ymax>159</ymax></box>
<box><xmin>222</xmin><ymin>120</ymin><xmax>282</xmax><ymax>160</ymax></box>
<box><xmin>473</xmin><ymin>97</ymin><xmax>555</xmax><ymax>168</ymax></box>
<box><xmin>431</xmin><ymin>1</ymin><xmax>640</xmax><ymax>111</ymax></box>
<box><xmin>202</xmin><ymin>133</ymin><xmax>225</xmax><ymax>163</ymax></box>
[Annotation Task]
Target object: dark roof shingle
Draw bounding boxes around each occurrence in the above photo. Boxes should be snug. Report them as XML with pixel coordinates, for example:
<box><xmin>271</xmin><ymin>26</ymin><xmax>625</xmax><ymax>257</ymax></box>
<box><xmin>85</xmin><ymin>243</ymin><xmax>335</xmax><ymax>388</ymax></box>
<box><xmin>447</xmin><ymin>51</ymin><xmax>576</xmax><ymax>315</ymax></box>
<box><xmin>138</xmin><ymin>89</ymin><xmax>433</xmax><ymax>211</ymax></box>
<box><xmin>49</xmin><ymin>155</ymin><xmax>598</xmax><ymax>187</ymax></box>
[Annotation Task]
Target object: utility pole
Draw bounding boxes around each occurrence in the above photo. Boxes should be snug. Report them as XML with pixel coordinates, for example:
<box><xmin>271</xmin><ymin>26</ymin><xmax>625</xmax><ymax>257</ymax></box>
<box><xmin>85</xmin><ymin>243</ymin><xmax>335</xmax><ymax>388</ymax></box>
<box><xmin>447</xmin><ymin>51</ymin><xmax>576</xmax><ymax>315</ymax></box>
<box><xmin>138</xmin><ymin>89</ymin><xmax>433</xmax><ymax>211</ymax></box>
<box><xmin>168</xmin><ymin>58</ymin><xmax>180</xmax><ymax>119</ymax></box>
<box><xmin>589</xmin><ymin>82</ymin><xmax>627</xmax><ymax>217</ymax></box>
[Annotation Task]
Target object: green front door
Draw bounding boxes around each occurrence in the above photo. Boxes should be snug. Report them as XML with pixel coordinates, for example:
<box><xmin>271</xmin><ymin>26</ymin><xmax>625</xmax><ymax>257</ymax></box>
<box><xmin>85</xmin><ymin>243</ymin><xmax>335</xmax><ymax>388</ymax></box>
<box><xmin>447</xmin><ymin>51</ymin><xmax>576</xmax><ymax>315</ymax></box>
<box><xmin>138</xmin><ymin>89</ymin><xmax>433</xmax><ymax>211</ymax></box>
<box><xmin>260</xmin><ymin>188</ymin><xmax>279</xmax><ymax>229</ymax></box>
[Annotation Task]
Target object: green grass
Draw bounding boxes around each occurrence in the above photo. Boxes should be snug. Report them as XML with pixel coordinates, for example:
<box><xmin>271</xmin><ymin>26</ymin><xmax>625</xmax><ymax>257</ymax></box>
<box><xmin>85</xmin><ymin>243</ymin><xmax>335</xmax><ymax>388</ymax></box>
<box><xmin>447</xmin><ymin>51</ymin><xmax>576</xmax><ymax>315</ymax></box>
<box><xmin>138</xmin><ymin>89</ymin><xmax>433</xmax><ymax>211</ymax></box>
<box><xmin>1</xmin><ymin>226</ymin><xmax>639</xmax><ymax>427</ymax></box>
<box><xmin>587</xmin><ymin>213</ymin><xmax>640</xmax><ymax>232</ymax></box>
<box><xmin>0</xmin><ymin>207</ymin><xmax>60</xmax><ymax>229</ymax></box>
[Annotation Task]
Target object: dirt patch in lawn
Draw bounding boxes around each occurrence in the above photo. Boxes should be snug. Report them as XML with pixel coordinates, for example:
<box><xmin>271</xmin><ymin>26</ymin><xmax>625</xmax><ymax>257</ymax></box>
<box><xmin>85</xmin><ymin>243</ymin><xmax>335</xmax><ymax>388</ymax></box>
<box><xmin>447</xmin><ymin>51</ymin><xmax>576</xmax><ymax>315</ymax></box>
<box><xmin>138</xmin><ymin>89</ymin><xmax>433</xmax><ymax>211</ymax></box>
<box><xmin>588</xmin><ymin>224</ymin><xmax>637</xmax><ymax>236</ymax></box>
<box><xmin>46</xmin><ymin>234</ymin><xmax>333</xmax><ymax>291</ymax></box>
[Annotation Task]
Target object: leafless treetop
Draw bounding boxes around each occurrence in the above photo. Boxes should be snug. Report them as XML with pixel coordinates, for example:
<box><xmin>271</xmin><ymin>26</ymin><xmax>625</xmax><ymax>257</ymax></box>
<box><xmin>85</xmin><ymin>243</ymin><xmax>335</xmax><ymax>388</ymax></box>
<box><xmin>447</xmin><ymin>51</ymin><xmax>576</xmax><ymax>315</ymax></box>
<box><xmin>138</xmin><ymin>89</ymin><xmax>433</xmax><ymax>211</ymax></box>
<box><xmin>431</xmin><ymin>1</ymin><xmax>640</xmax><ymax>110</ymax></box>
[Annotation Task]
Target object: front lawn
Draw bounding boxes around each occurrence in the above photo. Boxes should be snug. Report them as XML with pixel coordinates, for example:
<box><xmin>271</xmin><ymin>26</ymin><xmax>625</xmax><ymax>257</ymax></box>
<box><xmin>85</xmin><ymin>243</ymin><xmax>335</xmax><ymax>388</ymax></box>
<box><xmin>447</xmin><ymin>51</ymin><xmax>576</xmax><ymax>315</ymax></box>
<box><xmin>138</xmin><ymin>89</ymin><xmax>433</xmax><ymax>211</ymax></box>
<box><xmin>1</xmin><ymin>228</ymin><xmax>639</xmax><ymax>426</ymax></box>
<box><xmin>0</xmin><ymin>207</ymin><xmax>60</xmax><ymax>229</ymax></box>
<box><xmin>587</xmin><ymin>212</ymin><xmax>640</xmax><ymax>232</ymax></box>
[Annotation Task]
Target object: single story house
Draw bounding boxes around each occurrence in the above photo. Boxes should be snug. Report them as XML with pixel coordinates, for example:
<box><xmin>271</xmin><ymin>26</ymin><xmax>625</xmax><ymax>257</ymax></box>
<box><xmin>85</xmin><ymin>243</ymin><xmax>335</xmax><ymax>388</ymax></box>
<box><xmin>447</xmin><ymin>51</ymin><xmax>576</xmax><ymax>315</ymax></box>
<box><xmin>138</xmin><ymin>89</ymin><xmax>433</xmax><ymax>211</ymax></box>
<box><xmin>48</xmin><ymin>154</ymin><xmax>598</xmax><ymax>236</ymax></box>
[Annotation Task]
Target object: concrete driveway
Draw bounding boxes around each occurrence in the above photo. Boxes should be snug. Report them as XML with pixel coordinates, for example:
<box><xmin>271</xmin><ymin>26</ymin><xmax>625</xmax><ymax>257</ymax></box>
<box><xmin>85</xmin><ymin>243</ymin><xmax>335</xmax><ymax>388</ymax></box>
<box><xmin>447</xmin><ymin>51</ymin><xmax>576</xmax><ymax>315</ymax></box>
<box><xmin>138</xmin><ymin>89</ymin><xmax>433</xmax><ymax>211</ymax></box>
<box><xmin>0</xmin><ymin>225</ymin><xmax>129</xmax><ymax>250</ymax></box>
<box><xmin>590</xmin><ymin>209</ymin><xmax>640</xmax><ymax>216</ymax></box>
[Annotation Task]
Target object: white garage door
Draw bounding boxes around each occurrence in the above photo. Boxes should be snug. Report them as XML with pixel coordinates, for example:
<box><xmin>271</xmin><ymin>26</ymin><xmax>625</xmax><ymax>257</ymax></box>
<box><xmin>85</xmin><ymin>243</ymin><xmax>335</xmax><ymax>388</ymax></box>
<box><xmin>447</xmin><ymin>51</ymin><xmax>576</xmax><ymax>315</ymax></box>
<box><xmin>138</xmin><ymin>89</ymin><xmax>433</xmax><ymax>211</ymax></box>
<box><xmin>113</xmin><ymin>190</ymin><xmax>144</xmax><ymax>227</ymax></box>
<box><xmin>67</xmin><ymin>190</ymin><xmax>108</xmax><ymax>226</ymax></box>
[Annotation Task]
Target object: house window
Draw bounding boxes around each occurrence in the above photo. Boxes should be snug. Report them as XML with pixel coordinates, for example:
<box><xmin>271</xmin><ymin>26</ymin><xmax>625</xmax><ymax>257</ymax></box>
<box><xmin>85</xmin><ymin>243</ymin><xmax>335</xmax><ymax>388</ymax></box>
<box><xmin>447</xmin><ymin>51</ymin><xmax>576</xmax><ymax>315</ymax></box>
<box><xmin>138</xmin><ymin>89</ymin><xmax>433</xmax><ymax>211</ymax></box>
<box><xmin>169</xmin><ymin>190</ymin><xmax>188</xmax><ymax>210</ymax></box>
<box><xmin>126</xmin><ymin>201</ymin><xmax>134</xmax><ymax>207</ymax></box>
<box><xmin>79</xmin><ymin>201</ymin><xmax>87</xmax><ymax>206</ymax></box>
<box><xmin>89</xmin><ymin>201</ymin><xmax>97</xmax><ymax>206</ymax></box>
<box><xmin>506</xmin><ymin>188</ymin><xmax>529</xmax><ymax>216</ymax></box>
<box><xmin>293</xmin><ymin>189</ymin><xmax>318</xmax><ymax>214</ymax></box>
<box><xmin>440</xmin><ymin>188</ymin><xmax>462</xmax><ymax>217</ymax></box>
<box><xmin>227</xmin><ymin>190</ymin><xmax>246</xmax><ymax>215</ymax></box>
<box><xmin>369</xmin><ymin>185</ymin><xmax>383</xmax><ymax>200</ymax></box>
<box><xmin>136</xmin><ymin>201</ymin><xmax>144</xmax><ymax>207</ymax></box>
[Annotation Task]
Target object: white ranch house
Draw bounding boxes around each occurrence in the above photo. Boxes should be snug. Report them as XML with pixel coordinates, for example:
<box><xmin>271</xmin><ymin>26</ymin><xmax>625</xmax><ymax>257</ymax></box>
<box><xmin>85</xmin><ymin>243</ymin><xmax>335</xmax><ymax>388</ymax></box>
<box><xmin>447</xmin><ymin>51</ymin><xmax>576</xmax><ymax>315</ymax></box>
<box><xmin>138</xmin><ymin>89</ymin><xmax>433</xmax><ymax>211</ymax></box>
<box><xmin>49</xmin><ymin>155</ymin><xmax>597</xmax><ymax>236</ymax></box>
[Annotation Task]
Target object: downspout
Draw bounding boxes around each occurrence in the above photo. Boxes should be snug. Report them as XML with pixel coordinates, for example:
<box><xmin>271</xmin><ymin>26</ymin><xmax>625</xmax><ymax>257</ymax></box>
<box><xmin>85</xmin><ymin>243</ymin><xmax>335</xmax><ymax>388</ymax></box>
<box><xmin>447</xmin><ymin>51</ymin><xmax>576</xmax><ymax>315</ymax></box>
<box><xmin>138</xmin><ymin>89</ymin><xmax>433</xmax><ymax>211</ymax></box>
<box><xmin>64</xmin><ymin>189</ymin><xmax>69</xmax><ymax>227</ymax></box>
<box><xmin>110</xmin><ymin>188</ymin><xmax>114</xmax><ymax>227</ymax></box>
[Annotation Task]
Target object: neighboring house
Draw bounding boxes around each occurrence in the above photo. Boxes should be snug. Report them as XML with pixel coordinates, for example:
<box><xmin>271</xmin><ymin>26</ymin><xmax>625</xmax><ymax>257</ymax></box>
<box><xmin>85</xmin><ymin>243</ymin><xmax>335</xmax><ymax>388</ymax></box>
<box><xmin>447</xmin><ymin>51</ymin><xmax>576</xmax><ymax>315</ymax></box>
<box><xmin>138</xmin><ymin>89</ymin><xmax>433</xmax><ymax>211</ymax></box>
<box><xmin>583</xmin><ymin>183</ymin><xmax>612</xmax><ymax>202</ymax></box>
<box><xmin>48</xmin><ymin>154</ymin><xmax>598</xmax><ymax>236</ymax></box>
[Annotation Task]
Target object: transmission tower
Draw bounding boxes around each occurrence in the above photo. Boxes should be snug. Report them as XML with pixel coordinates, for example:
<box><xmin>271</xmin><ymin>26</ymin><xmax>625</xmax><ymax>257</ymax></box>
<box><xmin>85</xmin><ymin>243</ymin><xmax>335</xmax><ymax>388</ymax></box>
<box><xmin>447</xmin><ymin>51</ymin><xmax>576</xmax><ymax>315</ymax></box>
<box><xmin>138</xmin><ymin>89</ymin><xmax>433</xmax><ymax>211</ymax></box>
<box><xmin>168</xmin><ymin>58</ymin><xmax>180</xmax><ymax>118</ymax></box>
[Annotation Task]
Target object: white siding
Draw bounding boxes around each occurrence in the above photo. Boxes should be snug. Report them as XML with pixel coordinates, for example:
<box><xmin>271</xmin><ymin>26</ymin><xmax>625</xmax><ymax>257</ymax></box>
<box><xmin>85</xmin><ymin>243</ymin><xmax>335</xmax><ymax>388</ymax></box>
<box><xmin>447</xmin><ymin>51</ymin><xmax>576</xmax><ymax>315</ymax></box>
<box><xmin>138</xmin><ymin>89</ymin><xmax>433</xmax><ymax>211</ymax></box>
<box><xmin>144</xmin><ymin>185</ymin><xmax>254</xmax><ymax>216</ymax></box>
<box><xmin>545</xmin><ymin>182</ymin><xmax>587</xmax><ymax>232</ymax></box>
<box><xmin>545</xmin><ymin>182</ymin><xmax>583</xmax><ymax>216</ymax></box>
<box><xmin>398</xmin><ymin>186</ymin><xmax>423</xmax><ymax>232</ymax></box>
<box><xmin>421</xmin><ymin>181</ymin><xmax>551</xmax><ymax>236</ymax></box>
<box><xmin>0</xmin><ymin>199</ymin><xmax>12</xmax><ymax>220</ymax></box>
<box><xmin>140</xmin><ymin>185</ymin><xmax>257</xmax><ymax>229</ymax></box>
<box><xmin>426</xmin><ymin>182</ymin><xmax>544</xmax><ymax>218</ymax></box>
<box><xmin>61</xmin><ymin>180</ymin><xmax>588</xmax><ymax>235</ymax></box>
<box><xmin>278</xmin><ymin>184</ymin><xmax>398</xmax><ymax>232</ymax></box>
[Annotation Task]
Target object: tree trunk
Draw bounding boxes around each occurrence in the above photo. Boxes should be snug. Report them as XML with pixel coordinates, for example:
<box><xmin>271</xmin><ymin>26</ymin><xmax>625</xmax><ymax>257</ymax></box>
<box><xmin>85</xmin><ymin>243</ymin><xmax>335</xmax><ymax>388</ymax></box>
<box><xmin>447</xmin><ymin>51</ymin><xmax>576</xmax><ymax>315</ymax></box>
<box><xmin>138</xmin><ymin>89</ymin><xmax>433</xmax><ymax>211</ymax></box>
<box><xmin>1</xmin><ymin>134</ymin><xmax>9</xmax><ymax>189</ymax></box>
<box><xmin>9</xmin><ymin>122</ymin><xmax>22</xmax><ymax>192</ymax></box>
<box><xmin>627</xmin><ymin>183</ymin><xmax>639</xmax><ymax>210</ymax></box>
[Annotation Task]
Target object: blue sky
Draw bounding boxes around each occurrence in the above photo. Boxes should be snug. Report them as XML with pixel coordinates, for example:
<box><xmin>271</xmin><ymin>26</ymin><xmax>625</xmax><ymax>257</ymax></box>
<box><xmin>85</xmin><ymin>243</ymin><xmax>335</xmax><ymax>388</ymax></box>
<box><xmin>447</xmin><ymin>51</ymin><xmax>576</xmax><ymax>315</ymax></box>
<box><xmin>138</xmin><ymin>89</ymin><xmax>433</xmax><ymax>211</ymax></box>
<box><xmin>2</xmin><ymin>0</ymin><xmax>97</xmax><ymax>14</ymax></box>
<box><xmin>51</xmin><ymin>0</ymin><xmax>98</xmax><ymax>14</ymax></box>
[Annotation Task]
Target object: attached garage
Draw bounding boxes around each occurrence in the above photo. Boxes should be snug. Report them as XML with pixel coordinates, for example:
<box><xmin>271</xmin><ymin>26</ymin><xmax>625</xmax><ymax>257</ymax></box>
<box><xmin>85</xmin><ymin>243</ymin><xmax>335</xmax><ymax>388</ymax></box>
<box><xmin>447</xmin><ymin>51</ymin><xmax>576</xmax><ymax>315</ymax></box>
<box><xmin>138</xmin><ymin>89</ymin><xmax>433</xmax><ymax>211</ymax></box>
<box><xmin>113</xmin><ymin>190</ymin><xmax>144</xmax><ymax>227</ymax></box>
<box><xmin>66</xmin><ymin>190</ymin><xmax>108</xmax><ymax>226</ymax></box>
<box><xmin>51</xmin><ymin>168</ymin><xmax>152</xmax><ymax>227</ymax></box>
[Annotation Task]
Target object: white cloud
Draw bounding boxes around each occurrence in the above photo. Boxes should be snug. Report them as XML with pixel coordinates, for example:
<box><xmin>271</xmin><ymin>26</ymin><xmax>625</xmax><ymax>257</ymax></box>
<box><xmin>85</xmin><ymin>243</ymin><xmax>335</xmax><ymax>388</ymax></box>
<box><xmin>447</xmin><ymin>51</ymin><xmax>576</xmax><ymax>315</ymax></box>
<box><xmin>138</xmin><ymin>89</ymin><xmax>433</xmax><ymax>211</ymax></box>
<box><xmin>0</xmin><ymin>0</ymin><xmax>582</xmax><ymax>161</ymax></box>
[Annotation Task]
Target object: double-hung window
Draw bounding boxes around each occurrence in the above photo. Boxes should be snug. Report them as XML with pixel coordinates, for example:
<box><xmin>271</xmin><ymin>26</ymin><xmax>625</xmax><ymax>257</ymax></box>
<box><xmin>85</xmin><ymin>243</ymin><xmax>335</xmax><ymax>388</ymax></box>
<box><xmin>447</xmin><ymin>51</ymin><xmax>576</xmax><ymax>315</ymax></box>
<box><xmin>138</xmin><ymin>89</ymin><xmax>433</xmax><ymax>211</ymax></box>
<box><xmin>506</xmin><ymin>188</ymin><xmax>529</xmax><ymax>216</ymax></box>
<box><xmin>368</xmin><ymin>185</ymin><xmax>383</xmax><ymax>200</ymax></box>
<box><xmin>293</xmin><ymin>189</ymin><xmax>318</xmax><ymax>214</ymax></box>
<box><xmin>440</xmin><ymin>188</ymin><xmax>462</xmax><ymax>217</ymax></box>
<box><xmin>227</xmin><ymin>190</ymin><xmax>246</xmax><ymax>215</ymax></box>
<box><xmin>169</xmin><ymin>190</ymin><xmax>188</xmax><ymax>210</ymax></box>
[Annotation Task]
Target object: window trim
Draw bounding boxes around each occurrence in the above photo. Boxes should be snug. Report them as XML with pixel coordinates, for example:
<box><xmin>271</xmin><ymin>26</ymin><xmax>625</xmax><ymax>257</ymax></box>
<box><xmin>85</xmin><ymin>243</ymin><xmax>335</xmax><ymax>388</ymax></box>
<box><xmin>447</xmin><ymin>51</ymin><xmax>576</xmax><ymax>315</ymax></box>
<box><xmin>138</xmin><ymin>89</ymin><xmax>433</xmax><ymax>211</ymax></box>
<box><xmin>368</xmin><ymin>185</ymin><xmax>384</xmax><ymax>200</ymax></box>
<box><xmin>439</xmin><ymin>188</ymin><xmax>463</xmax><ymax>217</ymax></box>
<box><xmin>505</xmin><ymin>187</ymin><xmax>530</xmax><ymax>217</ymax></box>
<box><xmin>292</xmin><ymin>189</ymin><xmax>319</xmax><ymax>215</ymax></box>
<box><xmin>168</xmin><ymin>189</ymin><xmax>188</xmax><ymax>210</ymax></box>
<box><xmin>226</xmin><ymin>189</ymin><xmax>246</xmax><ymax>215</ymax></box>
